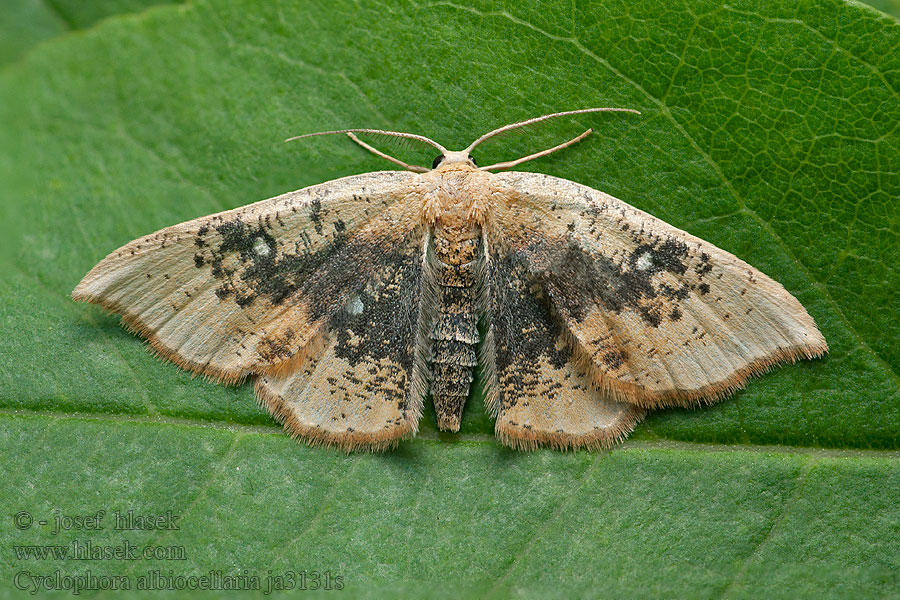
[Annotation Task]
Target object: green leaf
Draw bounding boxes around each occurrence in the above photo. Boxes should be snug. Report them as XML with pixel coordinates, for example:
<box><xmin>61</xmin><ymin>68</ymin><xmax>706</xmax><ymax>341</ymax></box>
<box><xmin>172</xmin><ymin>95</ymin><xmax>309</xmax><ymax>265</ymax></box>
<box><xmin>0</xmin><ymin>0</ymin><xmax>182</xmax><ymax>66</ymax></box>
<box><xmin>864</xmin><ymin>0</ymin><xmax>900</xmax><ymax>19</ymax></box>
<box><xmin>1</xmin><ymin>0</ymin><xmax>898</xmax><ymax>597</ymax></box>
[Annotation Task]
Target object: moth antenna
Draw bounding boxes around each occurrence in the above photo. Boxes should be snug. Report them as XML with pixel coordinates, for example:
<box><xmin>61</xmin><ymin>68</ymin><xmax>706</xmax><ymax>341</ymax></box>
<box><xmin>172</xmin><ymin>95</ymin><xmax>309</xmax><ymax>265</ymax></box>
<box><xmin>286</xmin><ymin>128</ymin><xmax>447</xmax><ymax>152</ymax></box>
<box><xmin>286</xmin><ymin>128</ymin><xmax>446</xmax><ymax>173</ymax></box>
<box><xmin>479</xmin><ymin>128</ymin><xmax>593</xmax><ymax>172</ymax></box>
<box><xmin>346</xmin><ymin>133</ymin><xmax>429</xmax><ymax>173</ymax></box>
<box><xmin>358</xmin><ymin>132</ymin><xmax>434</xmax><ymax>153</ymax></box>
<box><xmin>463</xmin><ymin>107</ymin><xmax>640</xmax><ymax>154</ymax></box>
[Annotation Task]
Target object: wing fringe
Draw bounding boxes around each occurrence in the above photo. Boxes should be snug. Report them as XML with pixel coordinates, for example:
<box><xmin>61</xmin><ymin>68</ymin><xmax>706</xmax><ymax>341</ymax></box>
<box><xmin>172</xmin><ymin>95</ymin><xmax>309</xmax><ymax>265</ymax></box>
<box><xmin>253</xmin><ymin>379</ymin><xmax>420</xmax><ymax>453</ymax></box>
<box><xmin>562</xmin><ymin>324</ymin><xmax>828</xmax><ymax>409</ymax></box>
<box><xmin>72</xmin><ymin>288</ymin><xmax>250</xmax><ymax>385</ymax></box>
<box><xmin>494</xmin><ymin>404</ymin><xmax>646</xmax><ymax>452</ymax></box>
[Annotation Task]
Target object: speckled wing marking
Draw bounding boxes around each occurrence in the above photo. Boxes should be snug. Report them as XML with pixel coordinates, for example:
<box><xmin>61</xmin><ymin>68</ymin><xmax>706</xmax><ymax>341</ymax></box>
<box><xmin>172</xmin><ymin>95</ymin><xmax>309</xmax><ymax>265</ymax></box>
<box><xmin>254</xmin><ymin>236</ymin><xmax>424</xmax><ymax>451</ymax></box>
<box><xmin>490</xmin><ymin>171</ymin><xmax>828</xmax><ymax>409</ymax></box>
<box><xmin>480</xmin><ymin>252</ymin><xmax>646</xmax><ymax>451</ymax></box>
<box><xmin>73</xmin><ymin>171</ymin><xmax>418</xmax><ymax>383</ymax></box>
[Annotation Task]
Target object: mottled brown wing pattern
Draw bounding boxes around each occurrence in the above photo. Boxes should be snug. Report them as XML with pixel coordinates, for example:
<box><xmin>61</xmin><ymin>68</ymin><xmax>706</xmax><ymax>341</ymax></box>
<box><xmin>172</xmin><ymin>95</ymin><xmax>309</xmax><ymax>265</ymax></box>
<box><xmin>73</xmin><ymin>171</ymin><xmax>418</xmax><ymax>383</ymax></box>
<box><xmin>481</xmin><ymin>250</ymin><xmax>646</xmax><ymax>450</ymax></box>
<box><xmin>489</xmin><ymin>171</ymin><xmax>828</xmax><ymax>409</ymax></box>
<box><xmin>254</xmin><ymin>234</ymin><xmax>426</xmax><ymax>451</ymax></box>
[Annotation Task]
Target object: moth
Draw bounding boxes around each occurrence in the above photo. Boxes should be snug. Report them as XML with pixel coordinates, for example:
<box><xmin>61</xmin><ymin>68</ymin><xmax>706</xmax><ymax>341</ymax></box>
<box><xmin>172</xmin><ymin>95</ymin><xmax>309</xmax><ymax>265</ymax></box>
<box><xmin>73</xmin><ymin>108</ymin><xmax>827</xmax><ymax>452</ymax></box>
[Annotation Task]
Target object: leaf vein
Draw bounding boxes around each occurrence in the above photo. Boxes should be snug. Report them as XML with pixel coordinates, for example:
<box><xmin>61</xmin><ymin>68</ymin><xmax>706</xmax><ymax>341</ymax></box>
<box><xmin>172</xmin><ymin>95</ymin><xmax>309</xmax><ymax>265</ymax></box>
<box><xmin>485</xmin><ymin>453</ymin><xmax>604</xmax><ymax>597</ymax></box>
<box><xmin>717</xmin><ymin>456</ymin><xmax>819</xmax><ymax>598</ymax></box>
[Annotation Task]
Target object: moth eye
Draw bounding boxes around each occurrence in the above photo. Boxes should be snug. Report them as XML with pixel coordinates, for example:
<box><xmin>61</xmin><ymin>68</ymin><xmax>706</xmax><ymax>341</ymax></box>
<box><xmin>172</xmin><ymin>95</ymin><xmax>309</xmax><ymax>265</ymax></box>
<box><xmin>468</xmin><ymin>154</ymin><xmax>477</xmax><ymax>166</ymax></box>
<box><xmin>432</xmin><ymin>155</ymin><xmax>445</xmax><ymax>169</ymax></box>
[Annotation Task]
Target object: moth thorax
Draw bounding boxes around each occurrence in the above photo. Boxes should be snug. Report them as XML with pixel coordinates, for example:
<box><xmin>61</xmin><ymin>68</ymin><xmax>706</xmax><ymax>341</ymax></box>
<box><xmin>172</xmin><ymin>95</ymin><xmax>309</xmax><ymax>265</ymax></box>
<box><xmin>432</xmin><ymin>190</ymin><xmax>485</xmax><ymax>229</ymax></box>
<box><xmin>428</xmin><ymin>224</ymin><xmax>483</xmax><ymax>432</ymax></box>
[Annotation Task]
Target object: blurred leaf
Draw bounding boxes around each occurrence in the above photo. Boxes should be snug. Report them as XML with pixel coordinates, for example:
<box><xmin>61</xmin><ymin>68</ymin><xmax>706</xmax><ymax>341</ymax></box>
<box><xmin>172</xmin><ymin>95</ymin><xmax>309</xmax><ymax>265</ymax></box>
<box><xmin>862</xmin><ymin>0</ymin><xmax>900</xmax><ymax>19</ymax></box>
<box><xmin>0</xmin><ymin>0</ymin><xmax>181</xmax><ymax>66</ymax></box>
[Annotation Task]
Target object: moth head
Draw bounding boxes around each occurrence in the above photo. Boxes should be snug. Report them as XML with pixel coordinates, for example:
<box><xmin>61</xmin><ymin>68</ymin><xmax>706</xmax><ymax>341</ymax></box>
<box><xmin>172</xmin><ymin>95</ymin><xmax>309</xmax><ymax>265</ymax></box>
<box><xmin>286</xmin><ymin>107</ymin><xmax>639</xmax><ymax>173</ymax></box>
<box><xmin>431</xmin><ymin>151</ymin><xmax>477</xmax><ymax>170</ymax></box>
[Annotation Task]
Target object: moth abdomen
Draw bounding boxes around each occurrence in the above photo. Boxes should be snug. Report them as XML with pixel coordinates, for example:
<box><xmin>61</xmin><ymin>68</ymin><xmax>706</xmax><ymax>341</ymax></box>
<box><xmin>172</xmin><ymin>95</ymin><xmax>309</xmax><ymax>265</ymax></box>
<box><xmin>431</xmin><ymin>339</ymin><xmax>477</xmax><ymax>366</ymax></box>
<box><xmin>428</xmin><ymin>224</ymin><xmax>483</xmax><ymax>432</ymax></box>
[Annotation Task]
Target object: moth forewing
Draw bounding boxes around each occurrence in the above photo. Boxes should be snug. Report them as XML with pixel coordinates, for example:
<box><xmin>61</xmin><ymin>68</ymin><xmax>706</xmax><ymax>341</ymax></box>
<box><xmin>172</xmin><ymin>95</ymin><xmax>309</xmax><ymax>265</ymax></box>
<box><xmin>72</xmin><ymin>171</ymin><xmax>419</xmax><ymax>386</ymax></box>
<box><xmin>489</xmin><ymin>171</ymin><xmax>828</xmax><ymax>409</ymax></box>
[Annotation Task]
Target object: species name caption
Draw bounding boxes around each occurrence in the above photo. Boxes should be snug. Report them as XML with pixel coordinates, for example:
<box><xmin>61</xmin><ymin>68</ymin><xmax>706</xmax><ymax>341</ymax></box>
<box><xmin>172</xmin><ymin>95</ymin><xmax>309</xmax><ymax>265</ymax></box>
<box><xmin>11</xmin><ymin>510</ymin><xmax>344</xmax><ymax>594</ymax></box>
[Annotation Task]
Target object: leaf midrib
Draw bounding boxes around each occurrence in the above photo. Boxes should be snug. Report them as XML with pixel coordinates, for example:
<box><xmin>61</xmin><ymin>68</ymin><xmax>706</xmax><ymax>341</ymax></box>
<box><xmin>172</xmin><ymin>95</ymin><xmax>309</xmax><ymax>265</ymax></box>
<box><xmin>6</xmin><ymin>408</ymin><xmax>900</xmax><ymax>458</ymax></box>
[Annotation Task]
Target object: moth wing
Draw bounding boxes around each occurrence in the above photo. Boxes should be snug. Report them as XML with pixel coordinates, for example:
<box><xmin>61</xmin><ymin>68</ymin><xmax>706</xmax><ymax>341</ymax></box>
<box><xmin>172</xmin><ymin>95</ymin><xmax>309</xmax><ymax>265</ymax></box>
<box><xmin>481</xmin><ymin>253</ymin><xmax>646</xmax><ymax>450</ymax></box>
<box><xmin>73</xmin><ymin>171</ymin><xmax>419</xmax><ymax>383</ymax></box>
<box><xmin>254</xmin><ymin>236</ymin><xmax>427</xmax><ymax>451</ymax></box>
<box><xmin>490</xmin><ymin>171</ymin><xmax>827</xmax><ymax>409</ymax></box>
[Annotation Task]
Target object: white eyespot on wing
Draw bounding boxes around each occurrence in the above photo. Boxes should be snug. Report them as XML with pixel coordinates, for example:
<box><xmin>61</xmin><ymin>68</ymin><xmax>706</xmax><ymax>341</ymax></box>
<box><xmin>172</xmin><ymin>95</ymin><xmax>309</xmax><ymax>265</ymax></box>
<box><xmin>252</xmin><ymin>236</ymin><xmax>271</xmax><ymax>257</ymax></box>
<box><xmin>634</xmin><ymin>250</ymin><xmax>653</xmax><ymax>271</ymax></box>
<box><xmin>345</xmin><ymin>294</ymin><xmax>364</xmax><ymax>316</ymax></box>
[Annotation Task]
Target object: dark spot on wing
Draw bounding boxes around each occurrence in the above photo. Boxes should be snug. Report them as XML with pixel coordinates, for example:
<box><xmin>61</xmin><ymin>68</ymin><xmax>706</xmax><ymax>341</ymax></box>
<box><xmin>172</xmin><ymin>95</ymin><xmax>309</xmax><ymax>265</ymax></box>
<box><xmin>310</xmin><ymin>199</ymin><xmax>324</xmax><ymax>235</ymax></box>
<box><xmin>659</xmin><ymin>283</ymin><xmax>690</xmax><ymax>301</ymax></box>
<box><xmin>490</xmin><ymin>253</ymin><xmax>570</xmax><ymax>409</ymax></box>
<box><xmin>696</xmin><ymin>252</ymin><xmax>713</xmax><ymax>277</ymax></box>
<box><xmin>602</xmin><ymin>349</ymin><xmax>628</xmax><ymax>369</ymax></box>
<box><xmin>636</xmin><ymin>239</ymin><xmax>688</xmax><ymax>275</ymax></box>
<box><xmin>533</xmin><ymin>236</ymin><xmax>693</xmax><ymax>327</ymax></box>
<box><xmin>193</xmin><ymin>216</ymin><xmax>350</xmax><ymax>309</ymax></box>
<box><xmin>328</xmin><ymin>241</ymin><xmax>420</xmax><ymax>375</ymax></box>
<box><xmin>257</xmin><ymin>328</ymin><xmax>296</xmax><ymax>362</ymax></box>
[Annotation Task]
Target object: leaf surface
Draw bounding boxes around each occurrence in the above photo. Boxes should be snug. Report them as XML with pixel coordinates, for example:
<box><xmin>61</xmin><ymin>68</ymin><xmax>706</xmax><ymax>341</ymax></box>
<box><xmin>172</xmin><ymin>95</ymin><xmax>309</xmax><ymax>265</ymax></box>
<box><xmin>0</xmin><ymin>0</ymin><xmax>898</xmax><ymax>596</ymax></box>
